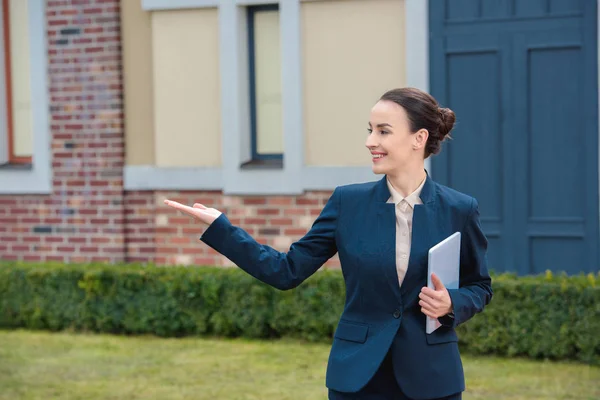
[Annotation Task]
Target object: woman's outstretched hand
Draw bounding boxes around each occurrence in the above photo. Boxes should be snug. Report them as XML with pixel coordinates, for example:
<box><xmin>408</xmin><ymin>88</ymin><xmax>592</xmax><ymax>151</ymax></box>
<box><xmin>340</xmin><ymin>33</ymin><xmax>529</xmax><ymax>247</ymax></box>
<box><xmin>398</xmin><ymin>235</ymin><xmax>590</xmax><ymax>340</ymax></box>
<box><xmin>163</xmin><ymin>200</ymin><xmax>222</xmax><ymax>226</ymax></box>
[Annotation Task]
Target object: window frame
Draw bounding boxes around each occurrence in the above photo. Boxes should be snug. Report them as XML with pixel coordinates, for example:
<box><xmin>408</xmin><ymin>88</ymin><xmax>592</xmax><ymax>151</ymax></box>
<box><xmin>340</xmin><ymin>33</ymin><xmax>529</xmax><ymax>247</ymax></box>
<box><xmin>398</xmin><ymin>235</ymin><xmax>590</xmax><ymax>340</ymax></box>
<box><xmin>247</xmin><ymin>3</ymin><xmax>283</xmax><ymax>162</ymax></box>
<box><xmin>1</xmin><ymin>0</ymin><xmax>32</xmax><ymax>165</ymax></box>
<box><xmin>0</xmin><ymin>0</ymin><xmax>51</xmax><ymax>194</ymax></box>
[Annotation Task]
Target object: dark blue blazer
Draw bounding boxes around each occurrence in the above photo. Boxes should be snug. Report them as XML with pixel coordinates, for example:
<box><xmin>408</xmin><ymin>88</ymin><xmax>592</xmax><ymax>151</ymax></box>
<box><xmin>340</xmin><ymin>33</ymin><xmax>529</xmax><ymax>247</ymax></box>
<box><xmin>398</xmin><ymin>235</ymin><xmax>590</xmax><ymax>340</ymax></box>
<box><xmin>201</xmin><ymin>174</ymin><xmax>493</xmax><ymax>399</ymax></box>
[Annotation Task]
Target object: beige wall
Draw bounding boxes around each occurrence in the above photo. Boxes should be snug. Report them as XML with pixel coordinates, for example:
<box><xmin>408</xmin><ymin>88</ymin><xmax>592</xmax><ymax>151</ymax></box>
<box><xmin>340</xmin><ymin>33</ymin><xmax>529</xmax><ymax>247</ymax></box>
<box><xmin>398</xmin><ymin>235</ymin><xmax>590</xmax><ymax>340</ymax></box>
<box><xmin>9</xmin><ymin>0</ymin><xmax>32</xmax><ymax>157</ymax></box>
<box><xmin>152</xmin><ymin>9</ymin><xmax>221</xmax><ymax>168</ymax></box>
<box><xmin>301</xmin><ymin>0</ymin><xmax>406</xmax><ymax>166</ymax></box>
<box><xmin>121</xmin><ymin>0</ymin><xmax>155</xmax><ymax>165</ymax></box>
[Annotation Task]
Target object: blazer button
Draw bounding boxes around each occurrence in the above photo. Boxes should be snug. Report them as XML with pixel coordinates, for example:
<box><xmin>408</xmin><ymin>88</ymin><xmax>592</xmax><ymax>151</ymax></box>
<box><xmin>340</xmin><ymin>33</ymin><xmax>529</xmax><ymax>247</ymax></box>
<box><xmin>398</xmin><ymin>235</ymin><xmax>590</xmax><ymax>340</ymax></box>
<box><xmin>393</xmin><ymin>310</ymin><xmax>401</xmax><ymax>319</ymax></box>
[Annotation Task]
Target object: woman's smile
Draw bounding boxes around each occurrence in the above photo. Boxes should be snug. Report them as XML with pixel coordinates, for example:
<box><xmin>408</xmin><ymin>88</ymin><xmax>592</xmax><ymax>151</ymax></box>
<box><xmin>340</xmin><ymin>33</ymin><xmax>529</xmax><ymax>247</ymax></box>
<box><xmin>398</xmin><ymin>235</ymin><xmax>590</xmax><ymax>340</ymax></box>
<box><xmin>371</xmin><ymin>152</ymin><xmax>388</xmax><ymax>162</ymax></box>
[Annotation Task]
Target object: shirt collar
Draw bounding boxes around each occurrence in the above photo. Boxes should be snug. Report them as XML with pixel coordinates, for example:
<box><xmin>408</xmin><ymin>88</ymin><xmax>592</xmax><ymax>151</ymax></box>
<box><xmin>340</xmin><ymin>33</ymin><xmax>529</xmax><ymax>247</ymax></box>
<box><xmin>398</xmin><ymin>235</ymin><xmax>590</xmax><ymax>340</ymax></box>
<box><xmin>386</xmin><ymin>176</ymin><xmax>426</xmax><ymax>208</ymax></box>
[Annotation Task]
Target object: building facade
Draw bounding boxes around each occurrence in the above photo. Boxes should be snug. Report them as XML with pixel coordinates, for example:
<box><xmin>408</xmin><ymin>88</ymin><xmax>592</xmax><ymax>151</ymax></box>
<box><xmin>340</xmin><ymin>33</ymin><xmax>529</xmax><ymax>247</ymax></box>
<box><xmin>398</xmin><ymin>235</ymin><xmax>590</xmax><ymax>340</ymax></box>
<box><xmin>0</xmin><ymin>0</ymin><xmax>598</xmax><ymax>275</ymax></box>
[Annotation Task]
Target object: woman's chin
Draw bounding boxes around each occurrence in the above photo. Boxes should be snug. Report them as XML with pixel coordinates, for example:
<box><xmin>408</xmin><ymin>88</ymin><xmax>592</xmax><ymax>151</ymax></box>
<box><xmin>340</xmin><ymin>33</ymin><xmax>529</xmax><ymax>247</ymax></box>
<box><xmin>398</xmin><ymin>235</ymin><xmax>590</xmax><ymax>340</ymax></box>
<box><xmin>371</xmin><ymin>164</ymin><xmax>387</xmax><ymax>175</ymax></box>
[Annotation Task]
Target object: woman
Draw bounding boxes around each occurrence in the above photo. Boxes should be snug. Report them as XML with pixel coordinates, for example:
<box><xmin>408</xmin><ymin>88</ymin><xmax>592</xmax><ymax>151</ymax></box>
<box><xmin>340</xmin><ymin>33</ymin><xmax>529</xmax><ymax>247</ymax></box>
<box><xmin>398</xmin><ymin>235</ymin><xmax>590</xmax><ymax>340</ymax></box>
<box><xmin>164</xmin><ymin>87</ymin><xmax>493</xmax><ymax>400</ymax></box>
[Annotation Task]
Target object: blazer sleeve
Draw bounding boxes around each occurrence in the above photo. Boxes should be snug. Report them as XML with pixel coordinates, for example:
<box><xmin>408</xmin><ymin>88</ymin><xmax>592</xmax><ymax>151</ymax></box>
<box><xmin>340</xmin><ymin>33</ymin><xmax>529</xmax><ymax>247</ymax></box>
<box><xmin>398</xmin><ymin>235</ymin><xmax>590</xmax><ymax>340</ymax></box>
<box><xmin>199</xmin><ymin>187</ymin><xmax>341</xmax><ymax>291</ymax></box>
<box><xmin>439</xmin><ymin>197</ymin><xmax>493</xmax><ymax>327</ymax></box>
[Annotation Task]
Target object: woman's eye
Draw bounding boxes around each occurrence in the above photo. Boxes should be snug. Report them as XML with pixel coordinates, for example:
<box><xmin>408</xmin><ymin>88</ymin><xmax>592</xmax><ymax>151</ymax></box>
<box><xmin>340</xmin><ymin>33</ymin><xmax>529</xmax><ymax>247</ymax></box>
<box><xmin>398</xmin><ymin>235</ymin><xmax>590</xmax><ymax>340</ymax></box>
<box><xmin>367</xmin><ymin>128</ymin><xmax>373</xmax><ymax>134</ymax></box>
<box><xmin>380</xmin><ymin>130</ymin><xmax>389</xmax><ymax>135</ymax></box>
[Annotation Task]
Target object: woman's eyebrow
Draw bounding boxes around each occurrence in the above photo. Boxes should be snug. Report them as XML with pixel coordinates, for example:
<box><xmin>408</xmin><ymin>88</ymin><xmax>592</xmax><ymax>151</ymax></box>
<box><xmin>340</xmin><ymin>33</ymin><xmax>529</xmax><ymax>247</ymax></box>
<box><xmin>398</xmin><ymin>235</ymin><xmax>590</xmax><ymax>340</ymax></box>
<box><xmin>368</xmin><ymin>122</ymin><xmax>393</xmax><ymax>128</ymax></box>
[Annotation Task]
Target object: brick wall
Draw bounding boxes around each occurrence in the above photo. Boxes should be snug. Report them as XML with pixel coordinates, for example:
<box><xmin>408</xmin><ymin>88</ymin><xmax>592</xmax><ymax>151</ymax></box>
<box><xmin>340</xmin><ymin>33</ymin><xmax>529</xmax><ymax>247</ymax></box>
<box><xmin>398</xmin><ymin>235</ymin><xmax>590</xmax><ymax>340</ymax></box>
<box><xmin>1</xmin><ymin>0</ymin><xmax>125</xmax><ymax>263</ymax></box>
<box><xmin>125</xmin><ymin>190</ymin><xmax>340</xmax><ymax>269</ymax></box>
<box><xmin>0</xmin><ymin>0</ymin><xmax>340</xmax><ymax>271</ymax></box>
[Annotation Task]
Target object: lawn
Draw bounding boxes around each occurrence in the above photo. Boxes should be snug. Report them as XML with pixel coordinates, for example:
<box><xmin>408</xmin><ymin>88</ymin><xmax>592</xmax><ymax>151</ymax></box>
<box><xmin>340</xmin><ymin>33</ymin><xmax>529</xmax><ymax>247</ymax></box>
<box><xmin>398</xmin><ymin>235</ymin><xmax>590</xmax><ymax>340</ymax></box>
<box><xmin>0</xmin><ymin>330</ymin><xmax>598</xmax><ymax>400</ymax></box>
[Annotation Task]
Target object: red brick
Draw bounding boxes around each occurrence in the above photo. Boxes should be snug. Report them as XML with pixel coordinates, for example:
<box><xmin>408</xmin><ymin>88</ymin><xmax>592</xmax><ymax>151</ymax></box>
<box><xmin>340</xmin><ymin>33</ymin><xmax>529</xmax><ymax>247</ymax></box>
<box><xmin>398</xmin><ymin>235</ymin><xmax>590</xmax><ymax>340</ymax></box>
<box><xmin>10</xmin><ymin>208</ymin><xmax>29</xmax><ymax>215</ymax></box>
<box><xmin>243</xmin><ymin>198</ymin><xmax>267</xmax><ymax>205</ymax></box>
<box><xmin>270</xmin><ymin>218</ymin><xmax>294</xmax><ymax>226</ymax></box>
<box><xmin>244</xmin><ymin>218</ymin><xmax>267</xmax><ymax>225</ymax></box>
<box><xmin>126</xmin><ymin>237</ymin><xmax>149</xmax><ymax>244</ymax></box>
<box><xmin>284</xmin><ymin>228</ymin><xmax>308</xmax><ymax>236</ymax></box>
<box><xmin>48</xmin><ymin>19</ymin><xmax>69</xmax><ymax>26</ymax></box>
<box><xmin>182</xmin><ymin>227</ymin><xmax>203</xmax><ymax>235</ymax></box>
<box><xmin>257</xmin><ymin>209</ymin><xmax>281</xmax><ymax>216</ymax></box>
<box><xmin>83</xmin><ymin>7</ymin><xmax>103</xmax><ymax>14</ymax></box>
<box><xmin>81</xmin><ymin>247</ymin><xmax>100</xmax><ymax>253</ymax></box>
<box><xmin>126</xmin><ymin>198</ymin><xmax>152</xmax><ymax>205</ymax></box>
<box><xmin>268</xmin><ymin>197</ymin><xmax>293</xmax><ymax>206</ymax></box>
<box><xmin>85</xmin><ymin>47</ymin><xmax>104</xmax><ymax>54</ymax></box>
<box><xmin>90</xmin><ymin>237</ymin><xmax>111</xmax><ymax>244</ymax></box>
<box><xmin>101</xmin><ymin>247</ymin><xmax>124</xmax><ymax>254</ymax></box>
<box><xmin>0</xmin><ymin>199</ymin><xmax>18</xmax><ymax>205</ymax></box>
<box><xmin>156</xmin><ymin>247</ymin><xmax>179</xmax><ymax>255</ymax></box>
<box><xmin>57</xmin><ymin>246</ymin><xmax>76</xmax><ymax>252</ymax></box>
<box><xmin>97</xmin><ymin>36</ymin><xmax>120</xmax><ymax>43</ymax></box>
<box><xmin>296</xmin><ymin>198</ymin><xmax>320</xmax><ymax>206</ymax></box>
<box><xmin>11</xmin><ymin>245</ymin><xmax>30</xmax><ymax>252</ymax></box>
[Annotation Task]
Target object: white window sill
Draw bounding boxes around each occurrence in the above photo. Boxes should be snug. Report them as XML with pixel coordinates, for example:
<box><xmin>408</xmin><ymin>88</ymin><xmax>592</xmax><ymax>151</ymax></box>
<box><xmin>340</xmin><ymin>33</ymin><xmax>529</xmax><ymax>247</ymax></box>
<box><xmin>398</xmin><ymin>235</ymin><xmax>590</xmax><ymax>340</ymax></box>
<box><xmin>0</xmin><ymin>163</ymin><xmax>52</xmax><ymax>194</ymax></box>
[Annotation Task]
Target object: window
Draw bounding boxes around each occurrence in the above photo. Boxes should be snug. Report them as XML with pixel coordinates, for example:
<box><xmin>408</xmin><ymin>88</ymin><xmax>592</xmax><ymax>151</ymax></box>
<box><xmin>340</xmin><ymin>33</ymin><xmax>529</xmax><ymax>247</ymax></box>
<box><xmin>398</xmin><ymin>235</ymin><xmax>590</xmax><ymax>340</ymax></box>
<box><xmin>1</xmin><ymin>0</ymin><xmax>33</xmax><ymax>165</ymax></box>
<box><xmin>247</xmin><ymin>4</ymin><xmax>282</xmax><ymax>165</ymax></box>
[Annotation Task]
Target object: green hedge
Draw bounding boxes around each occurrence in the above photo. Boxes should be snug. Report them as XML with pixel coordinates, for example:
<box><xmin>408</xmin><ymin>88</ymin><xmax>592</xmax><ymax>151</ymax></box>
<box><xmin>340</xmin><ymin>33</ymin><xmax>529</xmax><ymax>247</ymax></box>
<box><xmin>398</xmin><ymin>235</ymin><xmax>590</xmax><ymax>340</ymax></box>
<box><xmin>0</xmin><ymin>261</ymin><xmax>598</xmax><ymax>365</ymax></box>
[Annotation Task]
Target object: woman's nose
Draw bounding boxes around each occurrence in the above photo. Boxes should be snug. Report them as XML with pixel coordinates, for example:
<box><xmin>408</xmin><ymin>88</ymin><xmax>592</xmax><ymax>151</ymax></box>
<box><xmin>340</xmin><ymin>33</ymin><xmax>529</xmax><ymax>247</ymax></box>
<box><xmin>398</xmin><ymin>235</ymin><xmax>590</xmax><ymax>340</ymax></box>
<box><xmin>365</xmin><ymin>133</ymin><xmax>377</xmax><ymax>148</ymax></box>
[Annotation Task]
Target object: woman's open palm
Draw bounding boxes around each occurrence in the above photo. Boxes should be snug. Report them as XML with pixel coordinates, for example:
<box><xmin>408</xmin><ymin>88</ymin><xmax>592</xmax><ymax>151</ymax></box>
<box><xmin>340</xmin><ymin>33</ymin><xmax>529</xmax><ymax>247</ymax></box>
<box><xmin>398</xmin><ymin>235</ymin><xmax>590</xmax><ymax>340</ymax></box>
<box><xmin>163</xmin><ymin>200</ymin><xmax>222</xmax><ymax>226</ymax></box>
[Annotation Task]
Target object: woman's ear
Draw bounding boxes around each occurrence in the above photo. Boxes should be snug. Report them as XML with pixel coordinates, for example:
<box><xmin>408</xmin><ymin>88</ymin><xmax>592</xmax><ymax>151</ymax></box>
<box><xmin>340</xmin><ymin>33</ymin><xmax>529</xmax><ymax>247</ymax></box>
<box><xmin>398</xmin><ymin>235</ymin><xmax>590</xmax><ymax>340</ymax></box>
<box><xmin>414</xmin><ymin>129</ymin><xmax>429</xmax><ymax>150</ymax></box>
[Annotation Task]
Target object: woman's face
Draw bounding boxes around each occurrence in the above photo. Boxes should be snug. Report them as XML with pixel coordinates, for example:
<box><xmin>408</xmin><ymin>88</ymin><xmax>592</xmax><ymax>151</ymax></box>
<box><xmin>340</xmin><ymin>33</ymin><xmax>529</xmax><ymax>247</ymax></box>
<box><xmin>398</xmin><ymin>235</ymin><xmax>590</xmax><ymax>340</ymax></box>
<box><xmin>365</xmin><ymin>100</ymin><xmax>427</xmax><ymax>175</ymax></box>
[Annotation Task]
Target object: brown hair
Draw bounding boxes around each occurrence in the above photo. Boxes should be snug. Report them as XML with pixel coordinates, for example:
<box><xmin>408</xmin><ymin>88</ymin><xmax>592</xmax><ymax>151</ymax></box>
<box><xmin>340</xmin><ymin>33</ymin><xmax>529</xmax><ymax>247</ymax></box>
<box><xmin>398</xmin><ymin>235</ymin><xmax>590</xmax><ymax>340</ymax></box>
<box><xmin>379</xmin><ymin>87</ymin><xmax>455</xmax><ymax>157</ymax></box>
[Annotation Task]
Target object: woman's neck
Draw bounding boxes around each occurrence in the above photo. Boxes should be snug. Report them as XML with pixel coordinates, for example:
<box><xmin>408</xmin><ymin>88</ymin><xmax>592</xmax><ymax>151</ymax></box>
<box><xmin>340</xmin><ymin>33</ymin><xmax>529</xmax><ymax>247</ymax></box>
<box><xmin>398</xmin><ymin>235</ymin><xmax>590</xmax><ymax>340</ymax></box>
<box><xmin>387</xmin><ymin>165</ymin><xmax>427</xmax><ymax>198</ymax></box>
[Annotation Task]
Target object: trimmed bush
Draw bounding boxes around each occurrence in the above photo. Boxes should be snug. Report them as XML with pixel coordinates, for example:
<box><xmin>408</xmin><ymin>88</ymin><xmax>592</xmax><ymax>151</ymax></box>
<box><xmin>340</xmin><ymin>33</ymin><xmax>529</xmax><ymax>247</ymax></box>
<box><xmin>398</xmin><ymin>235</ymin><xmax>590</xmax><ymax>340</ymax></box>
<box><xmin>0</xmin><ymin>261</ymin><xmax>598</xmax><ymax>364</ymax></box>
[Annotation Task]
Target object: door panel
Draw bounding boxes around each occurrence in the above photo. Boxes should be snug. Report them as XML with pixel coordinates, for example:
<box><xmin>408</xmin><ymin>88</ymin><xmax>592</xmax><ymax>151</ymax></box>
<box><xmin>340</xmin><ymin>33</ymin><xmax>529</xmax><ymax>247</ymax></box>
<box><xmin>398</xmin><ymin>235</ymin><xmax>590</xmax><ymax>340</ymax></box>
<box><xmin>430</xmin><ymin>0</ymin><xmax>598</xmax><ymax>275</ymax></box>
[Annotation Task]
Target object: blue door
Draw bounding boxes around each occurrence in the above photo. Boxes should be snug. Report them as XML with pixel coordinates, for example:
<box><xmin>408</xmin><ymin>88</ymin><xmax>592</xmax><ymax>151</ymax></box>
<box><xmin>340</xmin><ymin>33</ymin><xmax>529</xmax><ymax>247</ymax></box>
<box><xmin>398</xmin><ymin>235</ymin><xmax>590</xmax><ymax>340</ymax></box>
<box><xmin>429</xmin><ymin>0</ymin><xmax>599</xmax><ymax>275</ymax></box>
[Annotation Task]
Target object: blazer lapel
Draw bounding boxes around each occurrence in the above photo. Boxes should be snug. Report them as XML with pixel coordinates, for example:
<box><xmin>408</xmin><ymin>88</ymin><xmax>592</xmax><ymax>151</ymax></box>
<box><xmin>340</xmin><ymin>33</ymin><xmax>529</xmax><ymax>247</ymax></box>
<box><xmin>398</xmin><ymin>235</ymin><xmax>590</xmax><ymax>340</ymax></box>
<box><xmin>374</xmin><ymin>176</ymin><xmax>403</xmax><ymax>304</ymax></box>
<box><xmin>401</xmin><ymin>174</ymin><xmax>438</xmax><ymax>296</ymax></box>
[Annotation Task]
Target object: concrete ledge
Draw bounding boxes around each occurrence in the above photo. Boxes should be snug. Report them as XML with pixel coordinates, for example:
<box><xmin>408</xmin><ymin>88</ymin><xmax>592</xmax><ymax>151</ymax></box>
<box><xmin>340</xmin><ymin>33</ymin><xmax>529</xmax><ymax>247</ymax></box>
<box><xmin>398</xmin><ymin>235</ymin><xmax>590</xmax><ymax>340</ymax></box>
<box><xmin>124</xmin><ymin>166</ymin><xmax>224</xmax><ymax>191</ymax></box>
<box><xmin>141</xmin><ymin>0</ymin><xmax>219</xmax><ymax>11</ymax></box>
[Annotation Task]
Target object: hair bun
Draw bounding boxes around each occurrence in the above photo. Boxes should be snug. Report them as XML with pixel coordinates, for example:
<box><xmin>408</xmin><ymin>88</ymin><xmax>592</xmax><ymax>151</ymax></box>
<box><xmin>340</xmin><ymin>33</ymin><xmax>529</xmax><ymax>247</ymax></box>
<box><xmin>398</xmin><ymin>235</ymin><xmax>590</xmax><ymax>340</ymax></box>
<box><xmin>438</xmin><ymin>107</ymin><xmax>456</xmax><ymax>138</ymax></box>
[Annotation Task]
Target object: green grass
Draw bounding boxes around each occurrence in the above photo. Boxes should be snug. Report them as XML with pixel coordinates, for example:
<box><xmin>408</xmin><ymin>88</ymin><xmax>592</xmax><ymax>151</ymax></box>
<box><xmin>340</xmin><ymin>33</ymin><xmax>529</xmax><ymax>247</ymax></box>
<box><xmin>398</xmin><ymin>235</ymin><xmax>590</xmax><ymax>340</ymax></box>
<box><xmin>0</xmin><ymin>330</ymin><xmax>598</xmax><ymax>400</ymax></box>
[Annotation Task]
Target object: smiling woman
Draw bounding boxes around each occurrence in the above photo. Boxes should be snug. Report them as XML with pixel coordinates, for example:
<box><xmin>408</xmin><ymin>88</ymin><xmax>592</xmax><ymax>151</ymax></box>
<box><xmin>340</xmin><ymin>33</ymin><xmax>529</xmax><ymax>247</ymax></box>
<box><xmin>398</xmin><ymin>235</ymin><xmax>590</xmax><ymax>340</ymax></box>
<box><xmin>164</xmin><ymin>87</ymin><xmax>493</xmax><ymax>400</ymax></box>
